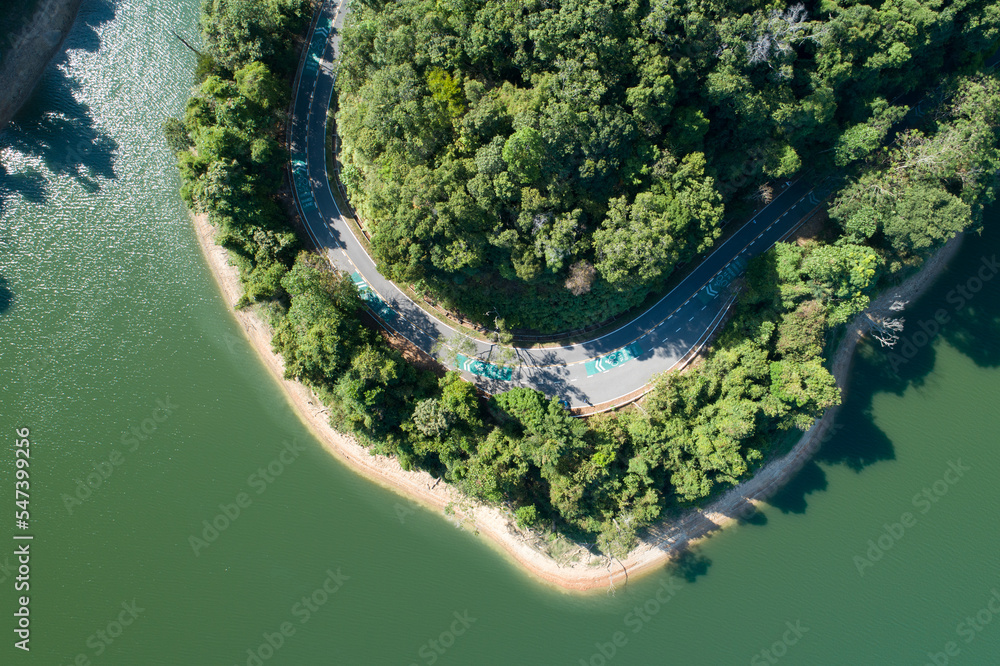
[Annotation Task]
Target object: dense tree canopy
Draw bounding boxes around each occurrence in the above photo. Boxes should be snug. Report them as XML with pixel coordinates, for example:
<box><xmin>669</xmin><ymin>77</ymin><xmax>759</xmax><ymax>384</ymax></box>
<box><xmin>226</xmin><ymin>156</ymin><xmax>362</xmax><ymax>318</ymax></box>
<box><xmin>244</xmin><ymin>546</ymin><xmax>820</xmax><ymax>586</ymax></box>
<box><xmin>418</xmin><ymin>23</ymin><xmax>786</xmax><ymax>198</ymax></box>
<box><xmin>830</xmin><ymin>74</ymin><xmax>1000</xmax><ymax>271</ymax></box>
<box><xmin>171</xmin><ymin>0</ymin><xmax>310</xmax><ymax>303</ymax></box>
<box><xmin>338</xmin><ymin>0</ymin><xmax>1000</xmax><ymax>331</ymax></box>
<box><xmin>174</xmin><ymin>0</ymin><xmax>1000</xmax><ymax>559</ymax></box>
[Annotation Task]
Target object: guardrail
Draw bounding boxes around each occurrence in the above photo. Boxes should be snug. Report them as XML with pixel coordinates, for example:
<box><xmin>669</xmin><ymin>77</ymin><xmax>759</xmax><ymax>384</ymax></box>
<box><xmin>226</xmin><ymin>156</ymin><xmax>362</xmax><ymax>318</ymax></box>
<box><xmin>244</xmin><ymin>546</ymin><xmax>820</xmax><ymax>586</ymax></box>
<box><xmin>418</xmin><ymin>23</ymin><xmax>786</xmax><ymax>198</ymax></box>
<box><xmin>289</xmin><ymin>1</ymin><xmax>834</xmax><ymax>409</ymax></box>
<box><xmin>328</xmin><ymin>129</ymin><xmax>715</xmax><ymax>344</ymax></box>
<box><xmin>287</xmin><ymin>1</ymin><xmax>332</xmax><ymax>244</ymax></box>
<box><xmin>285</xmin><ymin>1</ymin><xmax>325</xmax><ymax>174</ymax></box>
<box><xmin>568</xmin><ymin>292</ymin><xmax>739</xmax><ymax>417</ymax></box>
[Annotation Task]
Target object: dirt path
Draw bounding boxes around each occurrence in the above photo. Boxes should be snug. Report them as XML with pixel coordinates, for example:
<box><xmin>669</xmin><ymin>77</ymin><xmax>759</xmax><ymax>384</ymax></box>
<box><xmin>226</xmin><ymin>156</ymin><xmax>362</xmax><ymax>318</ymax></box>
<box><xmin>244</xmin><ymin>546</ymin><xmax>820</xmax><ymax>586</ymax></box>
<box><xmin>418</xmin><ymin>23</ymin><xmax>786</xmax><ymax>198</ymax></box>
<box><xmin>191</xmin><ymin>211</ymin><xmax>964</xmax><ymax>592</ymax></box>
<box><xmin>0</xmin><ymin>0</ymin><xmax>83</xmax><ymax>131</ymax></box>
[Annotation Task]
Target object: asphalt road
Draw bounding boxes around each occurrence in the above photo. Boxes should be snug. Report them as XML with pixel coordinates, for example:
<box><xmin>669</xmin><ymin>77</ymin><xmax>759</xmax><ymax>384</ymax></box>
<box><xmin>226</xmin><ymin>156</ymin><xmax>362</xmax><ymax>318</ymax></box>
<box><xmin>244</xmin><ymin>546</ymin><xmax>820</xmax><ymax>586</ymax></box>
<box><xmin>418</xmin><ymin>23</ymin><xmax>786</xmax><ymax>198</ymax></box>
<box><xmin>288</xmin><ymin>0</ymin><xmax>829</xmax><ymax>408</ymax></box>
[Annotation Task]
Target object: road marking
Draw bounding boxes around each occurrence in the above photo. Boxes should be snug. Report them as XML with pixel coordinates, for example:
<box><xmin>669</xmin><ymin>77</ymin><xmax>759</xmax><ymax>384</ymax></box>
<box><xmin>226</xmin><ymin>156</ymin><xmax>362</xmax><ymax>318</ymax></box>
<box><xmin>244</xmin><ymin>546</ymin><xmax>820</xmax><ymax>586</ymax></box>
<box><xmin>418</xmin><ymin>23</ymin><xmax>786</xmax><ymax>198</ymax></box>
<box><xmin>455</xmin><ymin>353</ymin><xmax>513</xmax><ymax>381</ymax></box>
<box><xmin>688</xmin><ymin>316</ymin><xmax>694</xmax><ymax>322</ymax></box>
<box><xmin>585</xmin><ymin>342</ymin><xmax>644</xmax><ymax>376</ymax></box>
<box><xmin>291</xmin><ymin>31</ymin><xmax>823</xmax><ymax>393</ymax></box>
<box><xmin>349</xmin><ymin>272</ymin><xmax>397</xmax><ymax>323</ymax></box>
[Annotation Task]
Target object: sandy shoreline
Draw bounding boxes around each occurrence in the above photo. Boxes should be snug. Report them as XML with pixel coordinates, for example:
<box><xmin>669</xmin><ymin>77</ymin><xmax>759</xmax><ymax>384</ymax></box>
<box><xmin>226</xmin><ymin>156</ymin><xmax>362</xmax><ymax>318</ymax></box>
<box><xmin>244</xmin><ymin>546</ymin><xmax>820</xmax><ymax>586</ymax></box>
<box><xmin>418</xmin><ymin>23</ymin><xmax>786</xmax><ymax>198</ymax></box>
<box><xmin>190</xmin><ymin>211</ymin><xmax>963</xmax><ymax>592</ymax></box>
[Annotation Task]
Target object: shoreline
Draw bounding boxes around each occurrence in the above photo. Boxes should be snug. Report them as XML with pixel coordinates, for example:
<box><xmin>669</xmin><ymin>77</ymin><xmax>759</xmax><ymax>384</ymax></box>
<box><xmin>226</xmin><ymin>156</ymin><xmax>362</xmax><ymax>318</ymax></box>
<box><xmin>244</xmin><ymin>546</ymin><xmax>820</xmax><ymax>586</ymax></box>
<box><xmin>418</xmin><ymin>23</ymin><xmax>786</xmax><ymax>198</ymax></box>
<box><xmin>190</xmin><ymin>210</ymin><xmax>964</xmax><ymax>592</ymax></box>
<box><xmin>0</xmin><ymin>0</ymin><xmax>83</xmax><ymax>131</ymax></box>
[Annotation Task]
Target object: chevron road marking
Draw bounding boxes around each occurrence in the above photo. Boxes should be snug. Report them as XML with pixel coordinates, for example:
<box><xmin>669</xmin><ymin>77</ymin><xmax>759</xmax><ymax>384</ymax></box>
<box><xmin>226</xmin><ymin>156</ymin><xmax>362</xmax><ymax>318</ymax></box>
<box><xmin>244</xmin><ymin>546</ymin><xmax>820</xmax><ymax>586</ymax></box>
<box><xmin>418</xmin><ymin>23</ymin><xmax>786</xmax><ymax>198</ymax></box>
<box><xmin>289</xmin><ymin>2</ymin><xmax>845</xmax><ymax>401</ymax></box>
<box><xmin>584</xmin><ymin>342</ymin><xmax>644</xmax><ymax>376</ymax></box>
<box><xmin>455</xmin><ymin>354</ymin><xmax>513</xmax><ymax>381</ymax></box>
<box><xmin>349</xmin><ymin>273</ymin><xmax>397</xmax><ymax>323</ymax></box>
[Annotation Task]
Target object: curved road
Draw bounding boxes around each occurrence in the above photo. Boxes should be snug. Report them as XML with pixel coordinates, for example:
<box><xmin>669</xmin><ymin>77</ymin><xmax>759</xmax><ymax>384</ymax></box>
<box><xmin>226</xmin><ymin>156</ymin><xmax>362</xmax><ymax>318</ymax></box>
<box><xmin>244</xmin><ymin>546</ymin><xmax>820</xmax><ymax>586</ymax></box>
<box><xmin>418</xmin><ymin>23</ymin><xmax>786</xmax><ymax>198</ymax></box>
<box><xmin>288</xmin><ymin>0</ymin><xmax>830</xmax><ymax>408</ymax></box>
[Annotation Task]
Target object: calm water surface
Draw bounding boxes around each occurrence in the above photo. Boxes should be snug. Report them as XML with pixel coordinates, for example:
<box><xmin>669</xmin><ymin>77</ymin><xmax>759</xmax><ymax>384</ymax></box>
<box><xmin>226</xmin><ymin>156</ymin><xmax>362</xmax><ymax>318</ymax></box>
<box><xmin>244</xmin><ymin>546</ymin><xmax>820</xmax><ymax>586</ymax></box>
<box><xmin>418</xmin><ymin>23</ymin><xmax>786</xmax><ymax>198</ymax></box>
<box><xmin>1</xmin><ymin>1</ymin><xmax>999</xmax><ymax>664</ymax></box>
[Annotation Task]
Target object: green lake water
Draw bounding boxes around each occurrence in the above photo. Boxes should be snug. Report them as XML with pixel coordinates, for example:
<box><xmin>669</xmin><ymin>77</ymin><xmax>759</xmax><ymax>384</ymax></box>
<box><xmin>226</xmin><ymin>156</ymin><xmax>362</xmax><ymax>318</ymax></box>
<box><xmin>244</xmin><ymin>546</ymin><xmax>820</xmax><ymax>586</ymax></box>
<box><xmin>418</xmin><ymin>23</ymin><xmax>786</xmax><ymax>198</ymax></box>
<box><xmin>2</xmin><ymin>1</ymin><xmax>999</xmax><ymax>664</ymax></box>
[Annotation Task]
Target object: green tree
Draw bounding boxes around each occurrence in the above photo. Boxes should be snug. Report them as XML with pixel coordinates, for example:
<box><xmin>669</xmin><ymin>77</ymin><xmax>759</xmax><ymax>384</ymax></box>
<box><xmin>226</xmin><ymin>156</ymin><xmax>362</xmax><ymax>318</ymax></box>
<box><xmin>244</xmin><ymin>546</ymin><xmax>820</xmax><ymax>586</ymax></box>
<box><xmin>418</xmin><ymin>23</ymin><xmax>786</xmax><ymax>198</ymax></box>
<box><xmin>502</xmin><ymin>126</ymin><xmax>544</xmax><ymax>184</ymax></box>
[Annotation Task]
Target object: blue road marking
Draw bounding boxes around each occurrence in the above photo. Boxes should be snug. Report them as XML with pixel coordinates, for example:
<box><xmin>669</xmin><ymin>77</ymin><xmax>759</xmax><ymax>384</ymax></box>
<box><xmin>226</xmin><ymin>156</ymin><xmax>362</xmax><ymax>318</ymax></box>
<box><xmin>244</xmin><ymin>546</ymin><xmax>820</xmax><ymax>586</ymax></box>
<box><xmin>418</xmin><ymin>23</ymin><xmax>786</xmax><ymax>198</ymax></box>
<box><xmin>349</xmin><ymin>273</ymin><xmax>396</xmax><ymax>322</ymax></box>
<box><xmin>585</xmin><ymin>342</ymin><xmax>644</xmax><ymax>376</ymax></box>
<box><xmin>455</xmin><ymin>354</ymin><xmax>513</xmax><ymax>381</ymax></box>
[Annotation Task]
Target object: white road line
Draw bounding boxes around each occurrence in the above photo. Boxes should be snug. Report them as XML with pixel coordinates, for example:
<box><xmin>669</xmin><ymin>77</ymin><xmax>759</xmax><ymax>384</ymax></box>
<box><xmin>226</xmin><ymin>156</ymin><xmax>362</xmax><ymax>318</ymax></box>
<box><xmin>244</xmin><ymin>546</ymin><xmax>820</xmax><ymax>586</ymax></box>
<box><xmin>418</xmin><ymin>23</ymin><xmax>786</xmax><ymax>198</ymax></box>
<box><xmin>292</xmin><ymin>28</ymin><xmax>820</xmax><ymax>395</ymax></box>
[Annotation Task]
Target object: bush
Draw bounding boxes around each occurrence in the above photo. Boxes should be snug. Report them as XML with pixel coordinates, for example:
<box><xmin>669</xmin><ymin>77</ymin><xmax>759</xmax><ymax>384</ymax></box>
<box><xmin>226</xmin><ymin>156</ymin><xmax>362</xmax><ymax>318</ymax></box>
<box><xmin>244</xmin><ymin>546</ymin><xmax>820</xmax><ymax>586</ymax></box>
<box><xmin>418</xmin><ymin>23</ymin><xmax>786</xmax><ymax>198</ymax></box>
<box><xmin>514</xmin><ymin>505</ymin><xmax>540</xmax><ymax>530</ymax></box>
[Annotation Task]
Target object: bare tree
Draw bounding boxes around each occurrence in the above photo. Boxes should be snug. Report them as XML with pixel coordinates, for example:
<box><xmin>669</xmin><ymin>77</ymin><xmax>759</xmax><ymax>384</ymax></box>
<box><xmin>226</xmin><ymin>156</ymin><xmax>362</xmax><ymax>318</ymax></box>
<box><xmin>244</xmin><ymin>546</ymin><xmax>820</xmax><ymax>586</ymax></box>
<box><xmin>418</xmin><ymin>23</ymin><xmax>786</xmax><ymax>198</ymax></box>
<box><xmin>757</xmin><ymin>183</ymin><xmax>775</xmax><ymax>204</ymax></box>
<box><xmin>745</xmin><ymin>4</ymin><xmax>819</xmax><ymax>67</ymax></box>
<box><xmin>485</xmin><ymin>309</ymin><xmax>517</xmax><ymax>366</ymax></box>
<box><xmin>865</xmin><ymin>299</ymin><xmax>907</xmax><ymax>347</ymax></box>
<box><xmin>432</xmin><ymin>333</ymin><xmax>478</xmax><ymax>367</ymax></box>
<box><xmin>564</xmin><ymin>260</ymin><xmax>597</xmax><ymax>296</ymax></box>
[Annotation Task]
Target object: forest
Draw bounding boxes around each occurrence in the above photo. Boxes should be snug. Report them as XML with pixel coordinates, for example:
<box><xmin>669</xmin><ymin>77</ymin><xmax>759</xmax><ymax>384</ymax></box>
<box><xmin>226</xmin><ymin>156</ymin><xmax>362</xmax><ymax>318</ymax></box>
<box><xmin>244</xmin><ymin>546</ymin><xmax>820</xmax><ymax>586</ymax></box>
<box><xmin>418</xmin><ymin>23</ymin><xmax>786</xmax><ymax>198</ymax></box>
<box><xmin>166</xmin><ymin>0</ymin><xmax>309</xmax><ymax>306</ymax></box>
<box><xmin>337</xmin><ymin>0</ymin><xmax>1000</xmax><ymax>331</ymax></box>
<box><xmin>170</xmin><ymin>0</ymin><xmax>1000</xmax><ymax>557</ymax></box>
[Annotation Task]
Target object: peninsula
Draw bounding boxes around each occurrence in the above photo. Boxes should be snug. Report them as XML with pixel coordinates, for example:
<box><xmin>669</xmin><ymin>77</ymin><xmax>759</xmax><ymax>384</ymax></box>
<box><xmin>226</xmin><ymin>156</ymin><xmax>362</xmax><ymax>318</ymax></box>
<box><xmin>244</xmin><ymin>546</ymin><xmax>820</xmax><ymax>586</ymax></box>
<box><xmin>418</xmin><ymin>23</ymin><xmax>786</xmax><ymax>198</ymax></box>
<box><xmin>171</xmin><ymin>0</ymin><xmax>1000</xmax><ymax>589</ymax></box>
